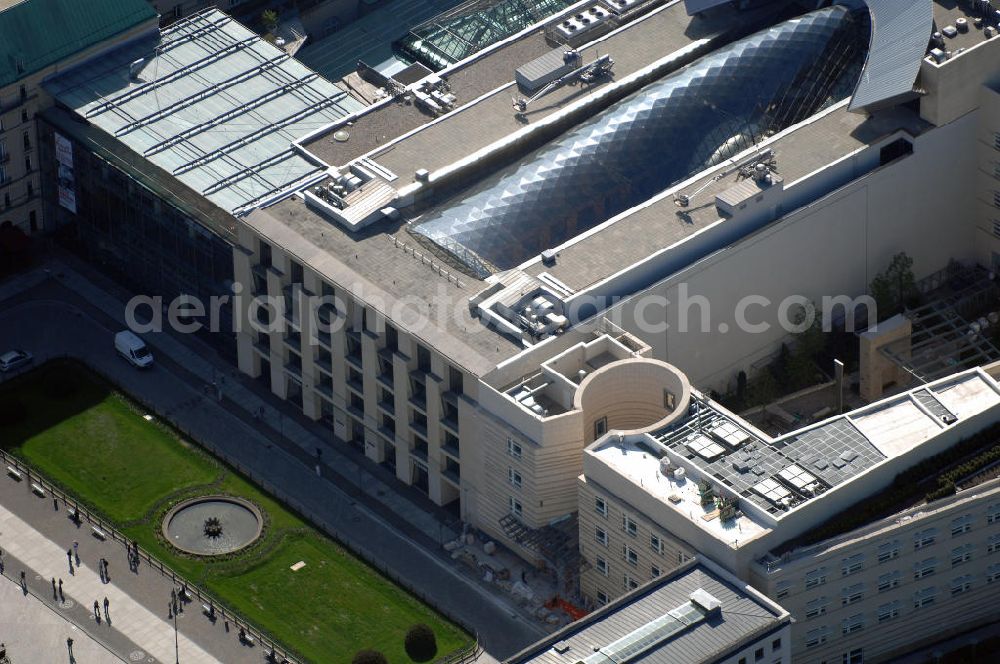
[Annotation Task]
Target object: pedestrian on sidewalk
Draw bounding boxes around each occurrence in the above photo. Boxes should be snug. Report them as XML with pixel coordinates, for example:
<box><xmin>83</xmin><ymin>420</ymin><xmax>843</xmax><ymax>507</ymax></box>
<box><xmin>93</xmin><ymin>600</ymin><xmax>100</xmax><ymax>621</ymax></box>
<box><xmin>103</xmin><ymin>558</ymin><xmax>110</xmax><ymax>581</ymax></box>
<box><xmin>72</xmin><ymin>541</ymin><xmax>79</xmax><ymax>566</ymax></box>
<box><xmin>53</xmin><ymin>496</ymin><xmax>58</xmax><ymax>511</ymax></box>
<box><xmin>51</xmin><ymin>577</ymin><xmax>56</xmax><ymax>598</ymax></box>
<box><xmin>98</xmin><ymin>557</ymin><xmax>106</xmax><ymax>582</ymax></box>
<box><xmin>58</xmin><ymin>578</ymin><xmax>64</xmax><ymax>602</ymax></box>
<box><xmin>67</xmin><ymin>548</ymin><xmax>74</xmax><ymax>574</ymax></box>
<box><xmin>103</xmin><ymin>596</ymin><xmax>110</xmax><ymax>621</ymax></box>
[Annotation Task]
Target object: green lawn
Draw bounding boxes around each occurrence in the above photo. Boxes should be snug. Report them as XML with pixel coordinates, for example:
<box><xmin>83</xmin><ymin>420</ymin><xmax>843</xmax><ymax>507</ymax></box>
<box><xmin>0</xmin><ymin>360</ymin><xmax>469</xmax><ymax>663</ymax></box>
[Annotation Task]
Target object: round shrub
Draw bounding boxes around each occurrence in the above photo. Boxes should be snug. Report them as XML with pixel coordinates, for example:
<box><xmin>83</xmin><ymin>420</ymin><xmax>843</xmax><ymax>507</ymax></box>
<box><xmin>0</xmin><ymin>399</ymin><xmax>26</xmax><ymax>426</ymax></box>
<box><xmin>404</xmin><ymin>624</ymin><xmax>437</xmax><ymax>662</ymax></box>
<box><xmin>352</xmin><ymin>650</ymin><xmax>388</xmax><ymax>664</ymax></box>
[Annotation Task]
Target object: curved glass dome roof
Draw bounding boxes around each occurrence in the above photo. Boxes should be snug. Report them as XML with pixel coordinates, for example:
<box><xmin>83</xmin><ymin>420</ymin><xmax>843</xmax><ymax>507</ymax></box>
<box><xmin>412</xmin><ymin>6</ymin><xmax>869</xmax><ymax>278</ymax></box>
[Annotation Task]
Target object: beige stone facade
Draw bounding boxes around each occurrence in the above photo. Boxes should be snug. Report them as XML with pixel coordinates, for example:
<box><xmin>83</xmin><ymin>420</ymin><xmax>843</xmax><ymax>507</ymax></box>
<box><xmin>750</xmin><ymin>482</ymin><xmax>1000</xmax><ymax>663</ymax></box>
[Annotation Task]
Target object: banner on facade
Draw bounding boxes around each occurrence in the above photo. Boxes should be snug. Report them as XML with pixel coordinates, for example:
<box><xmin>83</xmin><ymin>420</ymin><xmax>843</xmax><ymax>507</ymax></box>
<box><xmin>54</xmin><ymin>132</ymin><xmax>76</xmax><ymax>213</ymax></box>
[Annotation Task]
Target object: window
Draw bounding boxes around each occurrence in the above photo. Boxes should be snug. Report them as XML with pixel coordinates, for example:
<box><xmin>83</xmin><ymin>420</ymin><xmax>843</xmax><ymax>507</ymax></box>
<box><xmin>775</xmin><ymin>581</ymin><xmax>791</xmax><ymax>600</ymax></box>
<box><xmin>987</xmin><ymin>564</ymin><xmax>1000</xmax><ymax>583</ymax></box>
<box><xmin>877</xmin><ymin>601</ymin><xmax>900</xmax><ymax>623</ymax></box>
<box><xmin>951</xmin><ymin>515</ymin><xmax>973</xmax><ymax>536</ymax></box>
<box><xmin>650</xmin><ymin>533</ymin><xmax>663</xmax><ymax>555</ymax></box>
<box><xmin>993</xmin><ymin>220</ymin><xmax>1000</xmax><ymax>239</ymax></box>
<box><xmin>596</xmin><ymin>590</ymin><xmax>609</xmax><ymax>606</ymax></box>
<box><xmin>951</xmin><ymin>544</ymin><xmax>973</xmax><ymax>566</ymax></box>
<box><xmin>950</xmin><ymin>574</ymin><xmax>973</xmax><ymax>596</ymax></box>
<box><xmin>21</xmin><ymin>130</ymin><xmax>29</xmax><ymax>150</ymax></box>
<box><xmin>841</xmin><ymin>614</ymin><xmax>864</xmax><ymax>635</ymax></box>
<box><xmin>506</xmin><ymin>437</ymin><xmax>522</xmax><ymax>459</ymax></box>
<box><xmin>622</xmin><ymin>544</ymin><xmax>638</xmax><ymax>567</ymax></box>
<box><xmin>20</xmin><ymin>107</ymin><xmax>28</xmax><ymax>123</ymax></box>
<box><xmin>651</xmin><ymin>565</ymin><xmax>661</xmax><ymax>578</ymax></box>
<box><xmin>23</xmin><ymin>154</ymin><xmax>31</xmax><ymax>172</ymax></box>
<box><xmin>508</xmin><ymin>496</ymin><xmax>522</xmax><ymax>517</ymax></box>
<box><xmin>843</xmin><ymin>648</ymin><xmax>863</xmax><ymax>664</ymax></box>
<box><xmin>507</xmin><ymin>467</ymin><xmax>522</xmax><ymax>489</ymax></box>
<box><xmin>878</xmin><ymin>540</ymin><xmax>900</xmax><ymax>563</ymax></box>
<box><xmin>841</xmin><ymin>583</ymin><xmax>864</xmax><ymax>606</ymax></box>
<box><xmin>913</xmin><ymin>558</ymin><xmax>937</xmax><ymax>580</ymax></box>
<box><xmin>623</xmin><ymin>574</ymin><xmax>638</xmax><ymax>591</ymax></box>
<box><xmin>987</xmin><ymin>503</ymin><xmax>1000</xmax><ymax>524</ymax></box>
<box><xmin>595</xmin><ymin>527</ymin><xmax>608</xmax><ymax>547</ymax></box>
<box><xmin>621</xmin><ymin>514</ymin><xmax>638</xmax><ymax>537</ymax></box>
<box><xmin>595</xmin><ymin>496</ymin><xmax>608</xmax><ymax>518</ymax></box>
<box><xmin>754</xmin><ymin>647</ymin><xmax>764</xmax><ymax>661</ymax></box>
<box><xmin>772</xmin><ymin>638</ymin><xmax>782</xmax><ymax>652</ymax></box>
<box><xmin>914</xmin><ymin>528</ymin><xmax>936</xmax><ymax>550</ymax></box>
<box><xmin>988</xmin><ymin>534</ymin><xmax>1000</xmax><ymax>554</ymax></box>
<box><xmin>594</xmin><ymin>416</ymin><xmax>608</xmax><ymax>439</ymax></box>
<box><xmin>805</xmin><ymin>597</ymin><xmax>828</xmax><ymax>618</ymax></box>
<box><xmin>841</xmin><ymin>554</ymin><xmax>864</xmax><ymax>576</ymax></box>
<box><xmin>913</xmin><ymin>587</ymin><xmax>936</xmax><ymax>609</ymax></box>
<box><xmin>805</xmin><ymin>567</ymin><xmax>827</xmax><ymax>589</ymax></box>
<box><xmin>877</xmin><ymin>571</ymin><xmax>900</xmax><ymax>592</ymax></box>
<box><xmin>805</xmin><ymin>627</ymin><xmax>828</xmax><ymax>648</ymax></box>
<box><xmin>596</xmin><ymin>557</ymin><xmax>609</xmax><ymax>576</ymax></box>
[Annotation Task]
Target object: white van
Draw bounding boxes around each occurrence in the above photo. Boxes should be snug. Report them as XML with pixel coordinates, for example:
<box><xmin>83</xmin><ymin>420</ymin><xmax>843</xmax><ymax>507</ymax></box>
<box><xmin>114</xmin><ymin>330</ymin><xmax>154</xmax><ymax>368</ymax></box>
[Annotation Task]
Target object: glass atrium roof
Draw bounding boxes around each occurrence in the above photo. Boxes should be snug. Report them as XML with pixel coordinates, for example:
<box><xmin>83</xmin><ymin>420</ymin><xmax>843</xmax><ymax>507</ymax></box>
<box><xmin>395</xmin><ymin>0</ymin><xmax>576</xmax><ymax>71</ymax></box>
<box><xmin>46</xmin><ymin>9</ymin><xmax>365</xmax><ymax>216</ymax></box>
<box><xmin>412</xmin><ymin>6</ymin><xmax>869</xmax><ymax>278</ymax></box>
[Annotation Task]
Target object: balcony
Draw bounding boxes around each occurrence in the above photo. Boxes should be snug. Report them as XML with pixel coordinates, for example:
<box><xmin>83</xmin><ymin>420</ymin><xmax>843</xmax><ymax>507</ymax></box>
<box><xmin>442</xmin><ymin>459</ymin><xmax>461</xmax><ymax>487</ymax></box>
<box><xmin>346</xmin><ymin>373</ymin><xmax>364</xmax><ymax>396</ymax></box>
<box><xmin>442</xmin><ymin>438</ymin><xmax>460</xmax><ymax>460</ymax></box>
<box><xmin>284</xmin><ymin>361</ymin><xmax>302</xmax><ymax>384</ymax></box>
<box><xmin>346</xmin><ymin>331</ymin><xmax>363</xmax><ymax>369</ymax></box>
<box><xmin>377</xmin><ymin>394</ymin><xmax>395</xmax><ymax>415</ymax></box>
<box><xmin>252</xmin><ymin>336</ymin><xmax>271</xmax><ymax>357</ymax></box>
<box><xmin>314</xmin><ymin>381</ymin><xmax>334</xmax><ymax>401</ymax></box>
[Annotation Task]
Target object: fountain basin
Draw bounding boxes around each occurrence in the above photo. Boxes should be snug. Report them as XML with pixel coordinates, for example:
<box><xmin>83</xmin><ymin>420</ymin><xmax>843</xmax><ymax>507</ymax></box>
<box><xmin>162</xmin><ymin>496</ymin><xmax>263</xmax><ymax>556</ymax></box>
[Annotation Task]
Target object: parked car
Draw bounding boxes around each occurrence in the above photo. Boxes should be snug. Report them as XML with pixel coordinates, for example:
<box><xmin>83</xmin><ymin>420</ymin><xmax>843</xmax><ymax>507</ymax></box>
<box><xmin>114</xmin><ymin>331</ymin><xmax>154</xmax><ymax>368</ymax></box>
<box><xmin>0</xmin><ymin>349</ymin><xmax>33</xmax><ymax>372</ymax></box>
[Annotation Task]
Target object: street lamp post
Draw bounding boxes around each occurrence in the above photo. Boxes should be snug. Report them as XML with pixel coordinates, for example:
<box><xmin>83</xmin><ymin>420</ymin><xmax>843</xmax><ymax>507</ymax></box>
<box><xmin>172</xmin><ymin>596</ymin><xmax>179</xmax><ymax>664</ymax></box>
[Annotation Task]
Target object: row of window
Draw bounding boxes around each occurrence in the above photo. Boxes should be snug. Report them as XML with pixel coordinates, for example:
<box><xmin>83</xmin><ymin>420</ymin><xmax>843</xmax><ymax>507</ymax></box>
<box><xmin>803</xmin><ymin>566</ymin><xmax>1000</xmax><ymax>643</ymax></box>
<box><xmin>801</xmin><ymin>508</ymin><xmax>1000</xmax><ymax>590</ymax></box>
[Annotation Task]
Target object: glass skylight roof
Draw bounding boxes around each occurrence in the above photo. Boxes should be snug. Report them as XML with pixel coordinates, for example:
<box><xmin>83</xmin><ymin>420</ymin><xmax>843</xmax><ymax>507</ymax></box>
<box><xmin>412</xmin><ymin>5</ymin><xmax>868</xmax><ymax>277</ymax></box>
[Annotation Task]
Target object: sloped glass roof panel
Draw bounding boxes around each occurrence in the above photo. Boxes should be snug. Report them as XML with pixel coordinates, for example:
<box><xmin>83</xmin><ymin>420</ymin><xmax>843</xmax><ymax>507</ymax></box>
<box><xmin>44</xmin><ymin>9</ymin><xmax>365</xmax><ymax>215</ymax></box>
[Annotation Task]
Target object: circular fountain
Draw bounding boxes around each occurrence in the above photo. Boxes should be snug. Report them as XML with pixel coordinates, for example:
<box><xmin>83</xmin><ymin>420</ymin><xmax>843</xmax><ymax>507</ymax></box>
<box><xmin>162</xmin><ymin>496</ymin><xmax>262</xmax><ymax>555</ymax></box>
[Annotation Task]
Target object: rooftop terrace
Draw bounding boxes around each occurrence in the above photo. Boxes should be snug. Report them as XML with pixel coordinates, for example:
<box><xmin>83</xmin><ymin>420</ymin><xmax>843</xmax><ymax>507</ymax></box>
<box><xmin>299</xmin><ymin>0</ymin><xmax>778</xmax><ymax>173</ymax></box>
<box><xmin>588</xmin><ymin>367</ymin><xmax>1000</xmax><ymax>548</ymax></box>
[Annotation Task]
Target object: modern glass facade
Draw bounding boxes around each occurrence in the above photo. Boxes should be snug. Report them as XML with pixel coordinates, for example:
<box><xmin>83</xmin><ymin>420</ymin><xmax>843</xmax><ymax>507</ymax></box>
<box><xmin>412</xmin><ymin>6</ymin><xmax>869</xmax><ymax>278</ymax></box>
<box><xmin>37</xmin><ymin>111</ymin><xmax>237</xmax><ymax>355</ymax></box>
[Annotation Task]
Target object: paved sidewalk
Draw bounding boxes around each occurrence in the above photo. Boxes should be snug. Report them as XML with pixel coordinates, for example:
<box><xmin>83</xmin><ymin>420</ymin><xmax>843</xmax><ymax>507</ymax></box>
<box><xmin>0</xmin><ymin>262</ymin><xmax>548</xmax><ymax>658</ymax></box>
<box><xmin>0</xmin><ymin>503</ymin><xmax>219</xmax><ymax>664</ymax></box>
<box><xmin>0</xmin><ymin>570</ymin><xmax>121</xmax><ymax>664</ymax></box>
<box><xmin>0</xmin><ymin>469</ymin><xmax>263</xmax><ymax>663</ymax></box>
